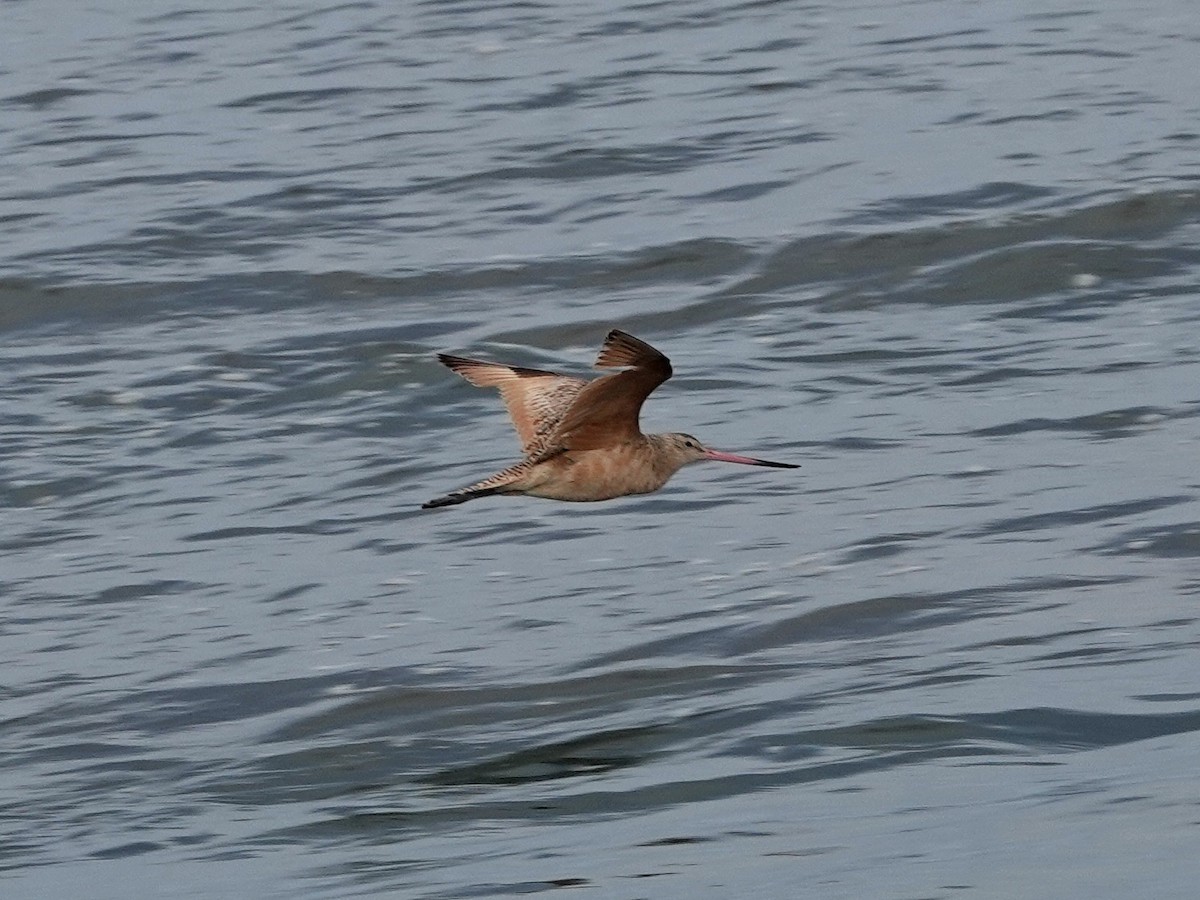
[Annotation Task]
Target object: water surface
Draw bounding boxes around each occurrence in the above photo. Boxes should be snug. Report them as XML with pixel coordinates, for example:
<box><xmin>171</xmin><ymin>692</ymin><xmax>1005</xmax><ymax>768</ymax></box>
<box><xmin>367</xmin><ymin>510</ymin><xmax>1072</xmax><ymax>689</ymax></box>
<box><xmin>3</xmin><ymin>2</ymin><xmax>1200</xmax><ymax>898</ymax></box>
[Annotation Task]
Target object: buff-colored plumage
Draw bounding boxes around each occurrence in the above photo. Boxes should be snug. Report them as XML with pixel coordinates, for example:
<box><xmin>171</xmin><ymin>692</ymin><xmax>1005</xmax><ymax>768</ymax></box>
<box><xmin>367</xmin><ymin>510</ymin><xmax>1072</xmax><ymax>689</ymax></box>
<box><xmin>423</xmin><ymin>330</ymin><xmax>797</xmax><ymax>508</ymax></box>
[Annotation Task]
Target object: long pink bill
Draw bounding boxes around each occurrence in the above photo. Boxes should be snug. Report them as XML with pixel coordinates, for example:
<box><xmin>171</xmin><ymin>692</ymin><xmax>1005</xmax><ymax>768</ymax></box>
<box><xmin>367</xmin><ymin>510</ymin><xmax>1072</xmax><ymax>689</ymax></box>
<box><xmin>704</xmin><ymin>448</ymin><xmax>800</xmax><ymax>469</ymax></box>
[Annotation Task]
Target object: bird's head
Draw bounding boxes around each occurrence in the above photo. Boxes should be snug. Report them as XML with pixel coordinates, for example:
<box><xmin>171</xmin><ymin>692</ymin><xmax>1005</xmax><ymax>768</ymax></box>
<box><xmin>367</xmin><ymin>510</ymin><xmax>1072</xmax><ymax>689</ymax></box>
<box><xmin>661</xmin><ymin>433</ymin><xmax>799</xmax><ymax>470</ymax></box>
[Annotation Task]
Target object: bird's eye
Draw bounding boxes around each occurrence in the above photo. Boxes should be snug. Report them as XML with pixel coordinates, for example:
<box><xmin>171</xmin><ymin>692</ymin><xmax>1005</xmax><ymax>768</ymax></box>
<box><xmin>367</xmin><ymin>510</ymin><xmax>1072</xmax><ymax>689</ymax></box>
<box><xmin>684</xmin><ymin>440</ymin><xmax>696</xmax><ymax>448</ymax></box>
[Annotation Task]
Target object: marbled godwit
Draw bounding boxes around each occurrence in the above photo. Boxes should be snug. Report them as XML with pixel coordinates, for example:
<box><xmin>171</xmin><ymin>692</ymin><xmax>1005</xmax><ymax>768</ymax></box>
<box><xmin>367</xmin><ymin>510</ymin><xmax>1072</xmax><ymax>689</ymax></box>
<box><xmin>422</xmin><ymin>330</ymin><xmax>798</xmax><ymax>509</ymax></box>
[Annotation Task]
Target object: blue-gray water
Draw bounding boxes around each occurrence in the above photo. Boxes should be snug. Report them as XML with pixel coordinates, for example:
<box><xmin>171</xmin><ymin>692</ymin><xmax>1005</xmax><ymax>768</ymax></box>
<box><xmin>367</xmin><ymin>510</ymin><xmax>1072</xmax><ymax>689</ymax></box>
<box><xmin>3</xmin><ymin>2</ymin><xmax>1200</xmax><ymax>898</ymax></box>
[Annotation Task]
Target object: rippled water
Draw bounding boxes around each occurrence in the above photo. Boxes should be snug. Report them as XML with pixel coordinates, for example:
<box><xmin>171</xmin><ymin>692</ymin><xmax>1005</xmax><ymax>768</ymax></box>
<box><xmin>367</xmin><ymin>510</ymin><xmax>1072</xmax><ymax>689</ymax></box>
<box><xmin>4</xmin><ymin>2</ymin><xmax>1200</xmax><ymax>898</ymax></box>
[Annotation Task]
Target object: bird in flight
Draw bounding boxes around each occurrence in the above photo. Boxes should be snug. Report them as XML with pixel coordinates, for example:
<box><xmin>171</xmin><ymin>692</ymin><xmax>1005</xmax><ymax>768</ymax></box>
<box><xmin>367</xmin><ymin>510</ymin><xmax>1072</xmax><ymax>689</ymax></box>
<box><xmin>422</xmin><ymin>329</ymin><xmax>798</xmax><ymax>508</ymax></box>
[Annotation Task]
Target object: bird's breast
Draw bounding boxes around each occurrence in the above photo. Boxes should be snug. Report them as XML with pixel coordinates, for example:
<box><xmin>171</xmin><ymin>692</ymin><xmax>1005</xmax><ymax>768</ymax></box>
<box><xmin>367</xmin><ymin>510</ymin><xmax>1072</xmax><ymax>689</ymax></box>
<box><xmin>520</xmin><ymin>444</ymin><xmax>675</xmax><ymax>502</ymax></box>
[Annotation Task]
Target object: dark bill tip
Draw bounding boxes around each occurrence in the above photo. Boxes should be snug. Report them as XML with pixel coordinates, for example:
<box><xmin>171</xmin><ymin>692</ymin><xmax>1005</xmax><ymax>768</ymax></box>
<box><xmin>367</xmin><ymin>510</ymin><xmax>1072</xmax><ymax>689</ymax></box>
<box><xmin>704</xmin><ymin>448</ymin><xmax>800</xmax><ymax>468</ymax></box>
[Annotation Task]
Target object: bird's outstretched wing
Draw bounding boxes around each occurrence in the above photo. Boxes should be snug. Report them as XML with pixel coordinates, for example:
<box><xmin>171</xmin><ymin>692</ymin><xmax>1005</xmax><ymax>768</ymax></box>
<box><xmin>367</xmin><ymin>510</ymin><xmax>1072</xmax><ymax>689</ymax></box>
<box><xmin>437</xmin><ymin>355</ymin><xmax>585</xmax><ymax>455</ymax></box>
<box><xmin>533</xmin><ymin>329</ymin><xmax>672</xmax><ymax>457</ymax></box>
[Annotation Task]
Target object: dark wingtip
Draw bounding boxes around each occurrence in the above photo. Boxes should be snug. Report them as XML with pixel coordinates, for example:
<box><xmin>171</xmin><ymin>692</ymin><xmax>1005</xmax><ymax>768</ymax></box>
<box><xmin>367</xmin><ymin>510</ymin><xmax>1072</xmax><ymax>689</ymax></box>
<box><xmin>594</xmin><ymin>329</ymin><xmax>669</xmax><ymax>371</ymax></box>
<box><xmin>422</xmin><ymin>492</ymin><xmax>467</xmax><ymax>509</ymax></box>
<box><xmin>421</xmin><ymin>486</ymin><xmax>501</xmax><ymax>509</ymax></box>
